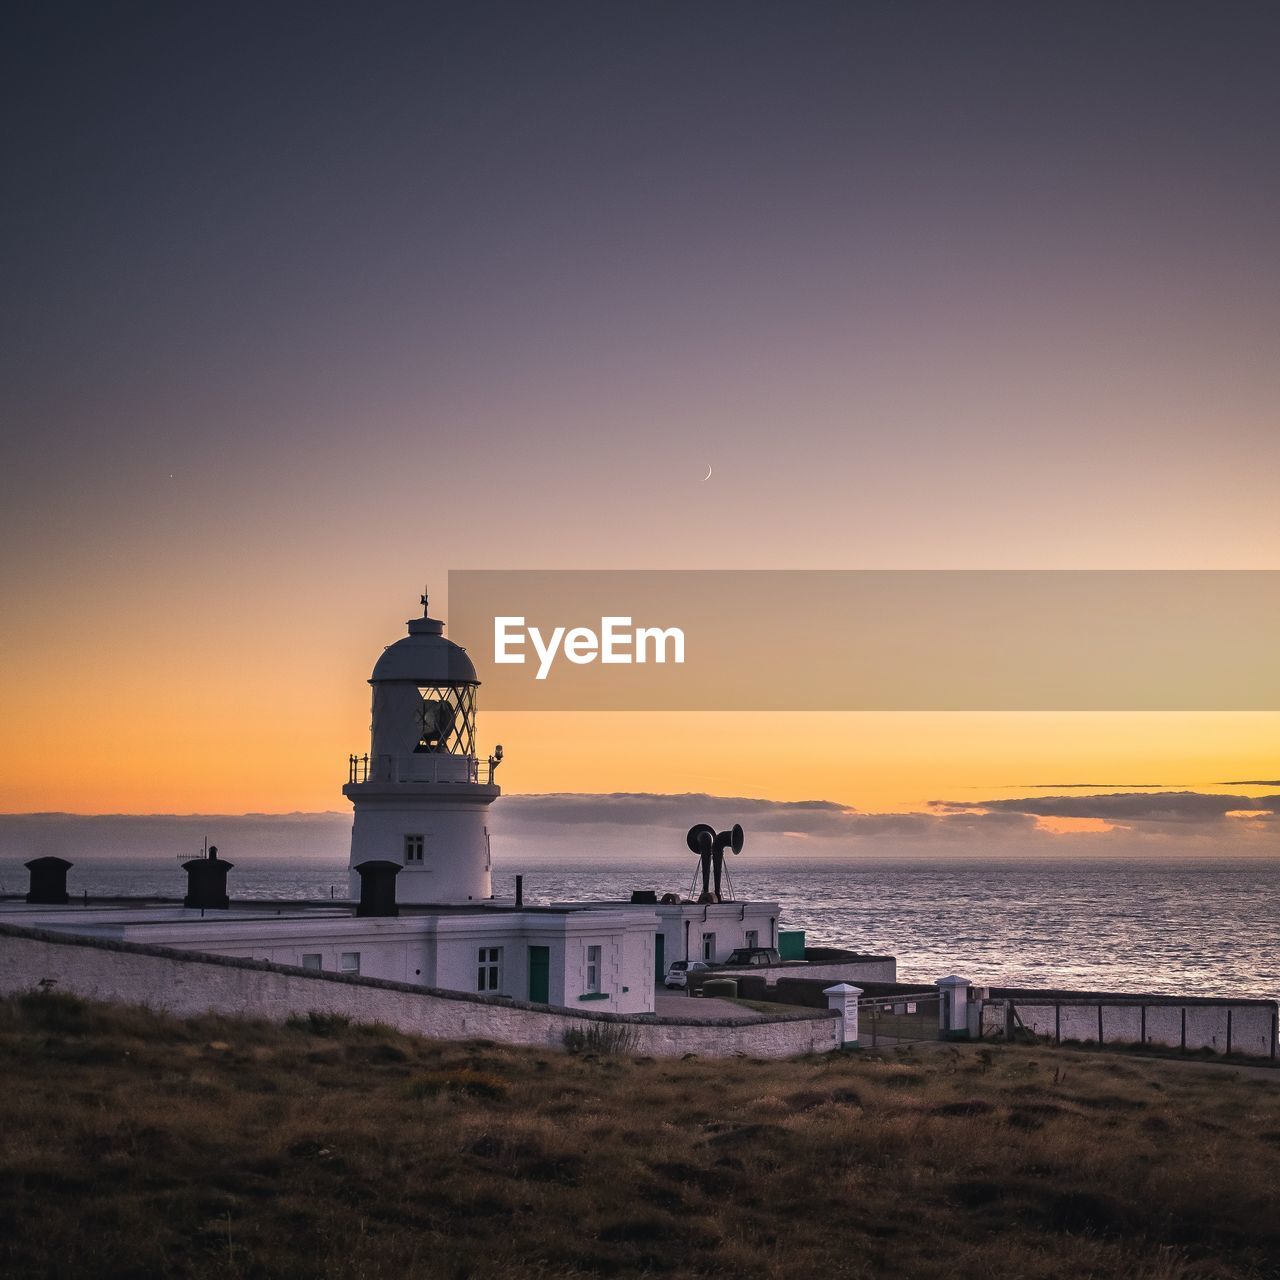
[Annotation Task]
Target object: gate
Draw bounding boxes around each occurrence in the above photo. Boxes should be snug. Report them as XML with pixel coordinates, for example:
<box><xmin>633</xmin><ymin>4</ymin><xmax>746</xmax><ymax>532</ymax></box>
<box><xmin>859</xmin><ymin>993</ymin><xmax>941</xmax><ymax>1046</ymax></box>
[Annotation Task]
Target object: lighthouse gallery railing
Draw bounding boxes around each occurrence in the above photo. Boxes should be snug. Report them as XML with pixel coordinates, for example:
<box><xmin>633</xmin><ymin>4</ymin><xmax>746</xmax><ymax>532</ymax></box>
<box><xmin>347</xmin><ymin>754</ymin><xmax>498</xmax><ymax>785</ymax></box>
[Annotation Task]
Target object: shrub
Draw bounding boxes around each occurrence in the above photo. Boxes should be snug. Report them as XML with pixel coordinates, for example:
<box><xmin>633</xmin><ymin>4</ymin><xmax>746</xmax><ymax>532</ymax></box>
<box><xmin>562</xmin><ymin>1022</ymin><xmax>638</xmax><ymax>1056</ymax></box>
<box><xmin>285</xmin><ymin>1010</ymin><xmax>351</xmax><ymax>1036</ymax></box>
<box><xmin>17</xmin><ymin>989</ymin><xmax>92</xmax><ymax>1033</ymax></box>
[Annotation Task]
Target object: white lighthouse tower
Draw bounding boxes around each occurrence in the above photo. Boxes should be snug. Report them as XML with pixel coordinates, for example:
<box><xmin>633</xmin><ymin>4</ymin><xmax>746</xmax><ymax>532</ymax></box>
<box><xmin>343</xmin><ymin>594</ymin><xmax>501</xmax><ymax>904</ymax></box>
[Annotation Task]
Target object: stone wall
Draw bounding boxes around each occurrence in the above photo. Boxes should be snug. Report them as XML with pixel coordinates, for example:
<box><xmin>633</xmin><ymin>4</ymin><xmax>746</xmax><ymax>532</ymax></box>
<box><xmin>766</xmin><ymin>958</ymin><xmax>898</xmax><ymax>984</ymax></box>
<box><xmin>0</xmin><ymin>922</ymin><xmax>839</xmax><ymax>1059</ymax></box>
<box><xmin>705</xmin><ymin>957</ymin><xmax>898</xmax><ymax>991</ymax></box>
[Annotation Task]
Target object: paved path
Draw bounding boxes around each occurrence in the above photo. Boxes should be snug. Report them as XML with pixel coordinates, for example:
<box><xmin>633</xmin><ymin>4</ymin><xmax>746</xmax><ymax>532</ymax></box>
<box><xmin>653</xmin><ymin>990</ymin><xmax>771</xmax><ymax>1021</ymax></box>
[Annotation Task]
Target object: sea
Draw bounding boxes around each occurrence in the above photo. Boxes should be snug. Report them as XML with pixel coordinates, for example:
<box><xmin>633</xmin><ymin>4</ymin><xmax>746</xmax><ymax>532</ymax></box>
<box><xmin>4</xmin><ymin>852</ymin><xmax>1276</xmax><ymax>1001</ymax></box>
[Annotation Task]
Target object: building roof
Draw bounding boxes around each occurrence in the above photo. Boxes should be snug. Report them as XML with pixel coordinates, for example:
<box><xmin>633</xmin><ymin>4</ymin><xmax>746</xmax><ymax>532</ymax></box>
<box><xmin>370</xmin><ymin>611</ymin><xmax>478</xmax><ymax>685</ymax></box>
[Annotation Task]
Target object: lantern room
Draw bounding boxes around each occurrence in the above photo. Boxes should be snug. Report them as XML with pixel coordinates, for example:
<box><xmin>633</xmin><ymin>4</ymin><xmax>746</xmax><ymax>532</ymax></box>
<box><xmin>353</xmin><ymin>597</ymin><xmax>489</xmax><ymax>786</ymax></box>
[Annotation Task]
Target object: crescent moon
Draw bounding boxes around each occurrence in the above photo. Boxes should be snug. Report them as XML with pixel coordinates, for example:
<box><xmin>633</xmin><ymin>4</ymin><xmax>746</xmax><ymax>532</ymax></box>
<box><xmin>701</xmin><ymin>464</ymin><xmax>713</xmax><ymax>481</ymax></box>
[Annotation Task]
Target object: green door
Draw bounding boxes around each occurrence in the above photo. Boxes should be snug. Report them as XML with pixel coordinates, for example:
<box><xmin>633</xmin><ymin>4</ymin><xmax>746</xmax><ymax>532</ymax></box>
<box><xmin>528</xmin><ymin>946</ymin><xmax>550</xmax><ymax>1003</ymax></box>
<box><xmin>654</xmin><ymin>932</ymin><xmax>665</xmax><ymax>984</ymax></box>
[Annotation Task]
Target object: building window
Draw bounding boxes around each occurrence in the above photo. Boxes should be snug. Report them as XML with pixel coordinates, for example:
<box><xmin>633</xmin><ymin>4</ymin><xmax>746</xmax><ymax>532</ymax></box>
<box><xmin>586</xmin><ymin>945</ymin><xmax>602</xmax><ymax>994</ymax></box>
<box><xmin>477</xmin><ymin>946</ymin><xmax>502</xmax><ymax>992</ymax></box>
<box><xmin>340</xmin><ymin>952</ymin><xmax>360</xmax><ymax>975</ymax></box>
<box><xmin>404</xmin><ymin>834</ymin><xmax>425</xmax><ymax>864</ymax></box>
<box><xmin>302</xmin><ymin>954</ymin><xmax>322</xmax><ymax>972</ymax></box>
<box><xmin>702</xmin><ymin>932</ymin><xmax>716</xmax><ymax>962</ymax></box>
<box><xmin>744</xmin><ymin>930</ymin><xmax>758</xmax><ymax>949</ymax></box>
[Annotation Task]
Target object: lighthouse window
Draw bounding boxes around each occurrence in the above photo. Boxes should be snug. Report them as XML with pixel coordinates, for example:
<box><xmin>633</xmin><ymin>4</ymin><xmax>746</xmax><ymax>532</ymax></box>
<box><xmin>414</xmin><ymin>684</ymin><xmax>476</xmax><ymax>756</ymax></box>
<box><xmin>586</xmin><ymin>945</ymin><xmax>602</xmax><ymax>993</ymax></box>
<box><xmin>477</xmin><ymin>946</ymin><xmax>502</xmax><ymax>992</ymax></box>
<box><xmin>404</xmin><ymin>834</ymin><xmax>425</xmax><ymax>863</ymax></box>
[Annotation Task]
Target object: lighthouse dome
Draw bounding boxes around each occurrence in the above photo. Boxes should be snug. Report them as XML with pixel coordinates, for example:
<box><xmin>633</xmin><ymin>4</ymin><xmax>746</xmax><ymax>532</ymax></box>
<box><xmin>370</xmin><ymin>611</ymin><xmax>478</xmax><ymax>685</ymax></box>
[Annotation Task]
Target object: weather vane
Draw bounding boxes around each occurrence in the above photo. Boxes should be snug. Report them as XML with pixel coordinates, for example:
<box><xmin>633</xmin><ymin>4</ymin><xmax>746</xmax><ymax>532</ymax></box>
<box><xmin>420</xmin><ymin>585</ymin><xmax>429</xmax><ymax>617</ymax></box>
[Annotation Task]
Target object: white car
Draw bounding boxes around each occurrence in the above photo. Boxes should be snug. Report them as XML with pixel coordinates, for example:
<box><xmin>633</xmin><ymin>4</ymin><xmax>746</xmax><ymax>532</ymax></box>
<box><xmin>664</xmin><ymin>959</ymin><xmax>718</xmax><ymax>990</ymax></box>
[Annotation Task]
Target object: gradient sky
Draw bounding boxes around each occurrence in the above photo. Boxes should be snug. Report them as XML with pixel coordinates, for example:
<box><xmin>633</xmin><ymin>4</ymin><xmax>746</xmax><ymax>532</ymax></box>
<box><xmin>2</xmin><ymin>3</ymin><xmax>1277</xmax><ymax>830</ymax></box>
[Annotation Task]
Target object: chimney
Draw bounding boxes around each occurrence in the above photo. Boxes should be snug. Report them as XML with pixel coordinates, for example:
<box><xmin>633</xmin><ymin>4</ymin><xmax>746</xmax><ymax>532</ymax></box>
<box><xmin>515</xmin><ymin>874</ymin><xmax>524</xmax><ymax>907</ymax></box>
<box><xmin>182</xmin><ymin>846</ymin><xmax>233</xmax><ymax>910</ymax></box>
<box><xmin>355</xmin><ymin>860</ymin><xmax>401</xmax><ymax>917</ymax></box>
<box><xmin>25</xmin><ymin>857</ymin><xmax>72</xmax><ymax>905</ymax></box>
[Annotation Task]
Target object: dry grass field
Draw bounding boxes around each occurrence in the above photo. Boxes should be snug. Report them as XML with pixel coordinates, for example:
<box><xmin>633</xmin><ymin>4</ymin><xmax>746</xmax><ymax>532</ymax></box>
<box><xmin>1</xmin><ymin>990</ymin><xmax>1278</xmax><ymax>1280</ymax></box>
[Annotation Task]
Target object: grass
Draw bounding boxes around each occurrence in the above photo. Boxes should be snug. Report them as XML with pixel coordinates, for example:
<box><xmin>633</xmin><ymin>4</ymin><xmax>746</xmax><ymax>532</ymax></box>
<box><xmin>1</xmin><ymin>991</ymin><xmax>1279</xmax><ymax>1279</ymax></box>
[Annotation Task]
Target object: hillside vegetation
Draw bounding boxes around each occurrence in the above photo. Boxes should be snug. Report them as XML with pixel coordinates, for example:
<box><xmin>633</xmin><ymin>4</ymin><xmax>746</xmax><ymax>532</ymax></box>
<box><xmin>1</xmin><ymin>992</ymin><xmax>1278</xmax><ymax>1279</ymax></box>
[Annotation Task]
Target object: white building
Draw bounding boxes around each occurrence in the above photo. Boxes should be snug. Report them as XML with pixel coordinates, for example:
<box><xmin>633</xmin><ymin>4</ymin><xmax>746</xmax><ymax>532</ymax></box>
<box><xmin>2</xmin><ymin>596</ymin><xmax>792</xmax><ymax>1016</ymax></box>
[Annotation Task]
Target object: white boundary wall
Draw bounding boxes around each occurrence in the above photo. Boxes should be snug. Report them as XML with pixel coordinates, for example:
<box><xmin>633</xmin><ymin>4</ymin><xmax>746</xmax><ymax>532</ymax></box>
<box><xmin>999</xmin><ymin>997</ymin><xmax>1277</xmax><ymax>1059</ymax></box>
<box><xmin>0</xmin><ymin>923</ymin><xmax>839</xmax><ymax>1059</ymax></box>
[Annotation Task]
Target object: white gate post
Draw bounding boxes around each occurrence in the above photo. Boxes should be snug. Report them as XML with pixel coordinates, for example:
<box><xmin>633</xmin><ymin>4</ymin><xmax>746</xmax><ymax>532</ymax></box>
<box><xmin>936</xmin><ymin>975</ymin><xmax>972</xmax><ymax>1040</ymax></box>
<box><xmin>824</xmin><ymin>983</ymin><xmax>863</xmax><ymax>1049</ymax></box>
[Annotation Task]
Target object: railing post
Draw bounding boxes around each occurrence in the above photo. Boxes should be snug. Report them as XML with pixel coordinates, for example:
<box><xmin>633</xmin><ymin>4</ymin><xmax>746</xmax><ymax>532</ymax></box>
<box><xmin>824</xmin><ymin>983</ymin><xmax>863</xmax><ymax>1049</ymax></box>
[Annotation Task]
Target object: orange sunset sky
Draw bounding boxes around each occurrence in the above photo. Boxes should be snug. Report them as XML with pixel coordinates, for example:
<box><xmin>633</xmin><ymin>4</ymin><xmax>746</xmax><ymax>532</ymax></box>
<box><xmin>2</xmin><ymin>5</ymin><xmax>1277</xmax><ymax>836</ymax></box>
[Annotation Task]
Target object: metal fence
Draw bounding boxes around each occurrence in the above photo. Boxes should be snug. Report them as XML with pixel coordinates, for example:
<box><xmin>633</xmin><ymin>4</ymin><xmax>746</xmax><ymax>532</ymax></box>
<box><xmin>859</xmin><ymin>993</ymin><xmax>941</xmax><ymax>1046</ymax></box>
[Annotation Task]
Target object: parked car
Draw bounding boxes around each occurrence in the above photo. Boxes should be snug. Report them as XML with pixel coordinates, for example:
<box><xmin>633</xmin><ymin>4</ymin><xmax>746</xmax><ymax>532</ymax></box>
<box><xmin>663</xmin><ymin>959</ymin><xmax>719</xmax><ymax>990</ymax></box>
<box><xmin>722</xmin><ymin>947</ymin><xmax>782</xmax><ymax>967</ymax></box>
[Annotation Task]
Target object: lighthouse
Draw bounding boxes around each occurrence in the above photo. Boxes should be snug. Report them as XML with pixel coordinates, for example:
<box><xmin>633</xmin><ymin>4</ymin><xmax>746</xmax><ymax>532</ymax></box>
<box><xmin>343</xmin><ymin>594</ymin><xmax>501</xmax><ymax>904</ymax></box>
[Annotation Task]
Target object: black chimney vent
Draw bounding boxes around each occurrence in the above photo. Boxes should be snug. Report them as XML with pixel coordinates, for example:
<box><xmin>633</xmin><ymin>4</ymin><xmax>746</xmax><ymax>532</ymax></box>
<box><xmin>26</xmin><ymin>857</ymin><xmax>72</xmax><ymax>905</ymax></box>
<box><xmin>355</xmin><ymin>860</ymin><xmax>401</xmax><ymax>917</ymax></box>
<box><xmin>183</xmin><ymin>848</ymin><xmax>233</xmax><ymax>910</ymax></box>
